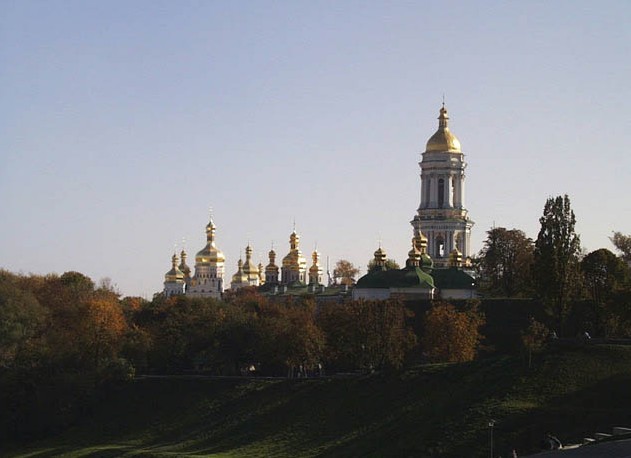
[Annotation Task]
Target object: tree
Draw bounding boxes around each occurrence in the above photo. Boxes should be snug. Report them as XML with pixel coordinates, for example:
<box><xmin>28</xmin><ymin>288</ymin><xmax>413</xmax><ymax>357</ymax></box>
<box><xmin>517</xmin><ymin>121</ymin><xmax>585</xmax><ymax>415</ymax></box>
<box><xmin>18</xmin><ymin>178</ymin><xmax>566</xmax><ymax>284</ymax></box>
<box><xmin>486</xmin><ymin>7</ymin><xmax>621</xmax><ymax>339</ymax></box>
<box><xmin>318</xmin><ymin>299</ymin><xmax>416</xmax><ymax>371</ymax></box>
<box><xmin>611</xmin><ymin>232</ymin><xmax>631</xmax><ymax>262</ymax></box>
<box><xmin>421</xmin><ymin>301</ymin><xmax>484</xmax><ymax>363</ymax></box>
<box><xmin>333</xmin><ymin>260</ymin><xmax>360</xmax><ymax>286</ymax></box>
<box><xmin>367</xmin><ymin>258</ymin><xmax>400</xmax><ymax>274</ymax></box>
<box><xmin>479</xmin><ymin>227</ymin><xmax>534</xmax><ymax>297</ymax></box>
<box><xmin>581</xmin><ymin>249</ymin><xmax>629</xmax><ymax>305</ymax></box>
<box><xmin>257</xmin><ymin>299</ymin><xmax>325</xmax><ymax>377</ymax></box>
<box><xmin>534</xmin><ymin>195</ymin><xmax>582</xmax><ymax>334</ymax></box>
<box><xmin>0</xmin><ymin>274</ymin><xmax>49</xmax><ymax>369</ymax></box>
<box><xmin>521</xmin><ymin>317</ymin><xmax>549</xmax><ymax>369</ymax></box>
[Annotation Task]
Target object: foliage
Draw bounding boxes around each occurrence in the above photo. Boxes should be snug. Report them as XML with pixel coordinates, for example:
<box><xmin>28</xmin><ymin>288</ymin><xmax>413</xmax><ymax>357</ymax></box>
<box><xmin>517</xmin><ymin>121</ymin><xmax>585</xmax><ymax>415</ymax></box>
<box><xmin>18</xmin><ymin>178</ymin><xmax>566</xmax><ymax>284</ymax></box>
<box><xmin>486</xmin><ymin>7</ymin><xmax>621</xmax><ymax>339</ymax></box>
<box><xmin>610</xmin><ymin>231</ymin><xmax>631</xmax><ymax>262</ymax></box>
<box><xmin>534</xmin><ymin>195</ymin><xmax>582</xmax><ymax>334</ymax></box>
<box><xmin>521</xmin><ymin>317</ymin><xmax>549</xmax><ymax>368</ymax></box>
<box><xmin>478</xmin><ymin>227</ymin><xmax>534</xmax><ymax>297</ymax></box>
<box><xmin>0</xmin><ymin>273</ymin><xmax>48</xmax><ymax>370</ymax></box>
<box><xmin>421</xmin><ymin>301</ymin><xmax>485</xmax><ymax>363</ymax></box>
<box><xmin>256</xmin><ymin>299</ymin><xmax>325</xmax><ymax>376</ymax></box>
<box><xmin>367</xmin><ymin>258</ymin><xmax>400</xmax><ymax>274</ymax></box>
<box><xmin>333</xmin><ymin>259</ymin><xmax>360</xmax><ymax>285</ymax></box>
<box><xmin>318</xmin><ymin>299</ymin><xmax>416</xmax><ymax>371</ymax></box>
<box><xmin>581</xmin><ymin>248</ymin><xmax>629</xmax><ymax>305</ymax></box>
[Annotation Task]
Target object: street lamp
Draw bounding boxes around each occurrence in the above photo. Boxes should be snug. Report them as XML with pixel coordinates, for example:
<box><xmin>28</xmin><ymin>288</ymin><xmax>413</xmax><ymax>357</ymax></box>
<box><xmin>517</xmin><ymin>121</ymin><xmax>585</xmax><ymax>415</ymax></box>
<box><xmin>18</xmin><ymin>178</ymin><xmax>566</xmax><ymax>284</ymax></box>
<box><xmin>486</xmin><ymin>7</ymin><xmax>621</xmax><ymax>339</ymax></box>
<box><xmin>488</xmin><ymin>419</ymin><xmax>496</xmax><ymax>458</ymax></box>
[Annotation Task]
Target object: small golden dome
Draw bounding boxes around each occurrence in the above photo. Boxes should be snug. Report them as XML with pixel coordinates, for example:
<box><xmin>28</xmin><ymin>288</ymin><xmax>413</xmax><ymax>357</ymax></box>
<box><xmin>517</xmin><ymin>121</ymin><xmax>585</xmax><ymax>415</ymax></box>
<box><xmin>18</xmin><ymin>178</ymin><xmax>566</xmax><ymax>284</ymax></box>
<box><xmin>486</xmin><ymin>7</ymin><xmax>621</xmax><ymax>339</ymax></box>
<box><xmin>425</xmin><ymin>106</ymin><xmax>461</xmax><ymax>153</ymax></box>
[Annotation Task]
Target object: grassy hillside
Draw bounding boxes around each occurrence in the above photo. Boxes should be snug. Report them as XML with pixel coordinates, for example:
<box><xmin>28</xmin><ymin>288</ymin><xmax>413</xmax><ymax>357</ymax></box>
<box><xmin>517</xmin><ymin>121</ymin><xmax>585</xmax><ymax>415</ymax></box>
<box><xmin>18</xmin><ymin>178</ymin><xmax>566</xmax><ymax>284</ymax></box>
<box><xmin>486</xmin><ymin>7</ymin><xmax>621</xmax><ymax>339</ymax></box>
<box><xmin>6</xmin><ymin>344</ymin><xmax>631</xmax><ymax>457</ymax></box>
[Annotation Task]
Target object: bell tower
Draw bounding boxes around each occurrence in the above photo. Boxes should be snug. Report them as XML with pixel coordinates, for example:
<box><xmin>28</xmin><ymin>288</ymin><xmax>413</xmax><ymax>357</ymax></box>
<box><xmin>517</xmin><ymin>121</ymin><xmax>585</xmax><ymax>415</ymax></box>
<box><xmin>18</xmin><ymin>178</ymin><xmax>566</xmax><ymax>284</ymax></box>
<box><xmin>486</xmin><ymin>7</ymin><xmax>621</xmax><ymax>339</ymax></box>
<box><xmin>411</xmin><ymin>104</ymin><xmax>474</xmax><ymax>268</ymax></box>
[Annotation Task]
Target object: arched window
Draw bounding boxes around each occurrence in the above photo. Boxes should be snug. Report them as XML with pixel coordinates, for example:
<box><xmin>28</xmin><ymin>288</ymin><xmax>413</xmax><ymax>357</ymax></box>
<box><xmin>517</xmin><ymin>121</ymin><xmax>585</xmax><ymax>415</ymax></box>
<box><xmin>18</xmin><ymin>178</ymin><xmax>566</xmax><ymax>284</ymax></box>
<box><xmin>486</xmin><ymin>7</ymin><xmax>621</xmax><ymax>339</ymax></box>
<box><xmin>436</xmin><ymin>235</ymin><xmax>445</xmax><ymax>258</ymax></box>
<box><xmin>438</xmin><ymin>178</ymin><xmax>445</xmax><ymax>207</ymax></box>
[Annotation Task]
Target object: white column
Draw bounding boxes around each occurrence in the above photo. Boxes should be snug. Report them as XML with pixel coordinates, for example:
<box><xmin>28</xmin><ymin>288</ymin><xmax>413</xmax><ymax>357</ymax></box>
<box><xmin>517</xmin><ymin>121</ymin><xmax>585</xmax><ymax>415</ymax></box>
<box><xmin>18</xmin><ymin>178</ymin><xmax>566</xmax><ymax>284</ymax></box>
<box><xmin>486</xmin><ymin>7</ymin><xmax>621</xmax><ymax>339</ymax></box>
<box><xmin>428</xmin><ymin>175</ymin><xmax>435</xmax><ymax>208</ymax></box>
<box><xmin>460</xmin><ymin>175</ymin><xmax>466</xmax><ymax>209</ymax></box>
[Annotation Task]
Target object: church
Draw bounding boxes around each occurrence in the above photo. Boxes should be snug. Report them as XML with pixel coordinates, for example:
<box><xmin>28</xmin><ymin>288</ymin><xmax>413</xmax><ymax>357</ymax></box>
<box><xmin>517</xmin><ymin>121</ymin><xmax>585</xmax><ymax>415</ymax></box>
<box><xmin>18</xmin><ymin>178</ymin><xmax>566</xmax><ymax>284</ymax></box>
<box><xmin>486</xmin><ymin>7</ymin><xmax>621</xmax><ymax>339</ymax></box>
<box><xmin>354</xmin><ymin>104</ymin><xmax>477</xmax><ymax>300</ymax></box>
<box><xmin>163</xmin><ymin>104</ymin><xmax>477</xmax><ymax>300</ymax></box>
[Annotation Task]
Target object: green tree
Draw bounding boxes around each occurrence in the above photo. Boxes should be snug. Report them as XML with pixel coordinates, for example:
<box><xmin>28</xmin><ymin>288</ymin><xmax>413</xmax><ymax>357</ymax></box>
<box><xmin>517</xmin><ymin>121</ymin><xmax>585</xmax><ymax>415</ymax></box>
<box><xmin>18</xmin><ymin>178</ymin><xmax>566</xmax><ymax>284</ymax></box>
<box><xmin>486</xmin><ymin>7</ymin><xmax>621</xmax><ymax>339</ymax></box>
<box><xmin>333</xmin><ymin>260</ymin><xmax>360</xmax><ymax>286</ymax></box>
<box><xmin>367</xmin><ymin>258</ymin><xmax>400</xmax><ymax>274</ymax></box>
<box><xmin>479</xmin><ymin>227</ymin><xmax>534</xmax><ymax>297</ymax></box>
<box><xmin>610</xmin><ymin>232</ymin><xmax>631</xmax><ymax>262</ymax></box>
<box><xmin>0</xmin><ymin>273</ymin><xmax>49</xmax><ymax>369</ymax></box>
<box><xmin>421</xmin><ymin>301</ymin><xmax>484</xmax><ymax>363</ymax></box>
<box><xmin>581</xmin><ymin>248</ymin><xmax>629</xmax><ymax>305</ymax></box>
<box><xmin>534</xmin><ymin>195</ymin><xmax>581</xmax><ymax>334</ymax></box>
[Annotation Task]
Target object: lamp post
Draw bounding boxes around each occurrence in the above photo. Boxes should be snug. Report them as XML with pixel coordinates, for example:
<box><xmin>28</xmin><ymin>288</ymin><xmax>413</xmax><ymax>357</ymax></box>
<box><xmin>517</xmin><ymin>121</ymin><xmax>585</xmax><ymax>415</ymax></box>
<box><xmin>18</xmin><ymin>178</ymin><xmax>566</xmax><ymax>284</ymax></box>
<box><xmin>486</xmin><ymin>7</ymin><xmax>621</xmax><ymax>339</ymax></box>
<box><xmin>488</xmin><ymin>419</ymin><xmax>496</xmax><ymax>458</ymax></box>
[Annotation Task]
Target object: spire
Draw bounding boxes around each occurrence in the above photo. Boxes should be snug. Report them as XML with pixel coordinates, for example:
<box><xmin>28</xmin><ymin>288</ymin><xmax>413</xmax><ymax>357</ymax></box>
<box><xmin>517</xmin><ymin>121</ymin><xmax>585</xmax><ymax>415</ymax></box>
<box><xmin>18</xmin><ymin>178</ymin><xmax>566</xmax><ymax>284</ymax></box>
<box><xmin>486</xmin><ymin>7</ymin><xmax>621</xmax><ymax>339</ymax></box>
<box><xmin>203</xmin><ymin>207</ymin><xmax>216</xmax><ymax>244</ymax></box>
<box><xmin>438</xmin><ymin>105</ymin><xmax>449</xmax><ymax>129</ymax></box>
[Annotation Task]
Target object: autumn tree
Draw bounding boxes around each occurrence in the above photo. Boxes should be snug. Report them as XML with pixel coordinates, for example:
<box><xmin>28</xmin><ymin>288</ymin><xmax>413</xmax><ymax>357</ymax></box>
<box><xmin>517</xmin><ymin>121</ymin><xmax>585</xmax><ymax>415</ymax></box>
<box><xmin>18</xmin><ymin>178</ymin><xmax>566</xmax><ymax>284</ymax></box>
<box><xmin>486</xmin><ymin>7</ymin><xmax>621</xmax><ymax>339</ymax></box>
<box><xmin>0</xmin><ymin>272</ymin><xmax>49</xmax><ymax>369</ymax></box>
<box><xmin>421</xmin><ymin>301</ymin><xmax>484</xmax><ymax>363</ymax></box>
<box><xmin>81</xmin><ymin>294</ymin><xmax>127</xmax><ymax>369</ymax></box>
<box><xmin>521</xmin><ymin>317</ymin><xmax>549</xmax><ymax>369</ymax></box>
<box><xmin>319</xmin><ymin>299</ymin><xmax>416</xmax><ymax>371</ymax></box>
<box><xmin>367</xmin><ymin>258</ymin><xmax>400</xmax><ymax>274</ymax></box>
<box><xmin>611</xmin><ymin>232</ymin><xmax>631</xmax><ymax>263</ymax></box>
<box><xmin>333</xmin><ymin>260</ymin><xmax>360</xmax><ymax>285</ymax></box>
<box><xmin>257</xmin><ymin>299</ymin><xmax>325</xmax><ymax>377</ymax></box>
<box><xmin>534</xmin><ymin>195</ymin><xmax>582</xmax><ymax>334</ymax></box>
<box><xmin>142</xmin><ymin>295</ymin><xmax>226</xmax><ymax>372</ymax></box>
<box><xmin>479</xmin><ymin>227</ymin><xmax>534</xmax><ymax>297</ymax></box>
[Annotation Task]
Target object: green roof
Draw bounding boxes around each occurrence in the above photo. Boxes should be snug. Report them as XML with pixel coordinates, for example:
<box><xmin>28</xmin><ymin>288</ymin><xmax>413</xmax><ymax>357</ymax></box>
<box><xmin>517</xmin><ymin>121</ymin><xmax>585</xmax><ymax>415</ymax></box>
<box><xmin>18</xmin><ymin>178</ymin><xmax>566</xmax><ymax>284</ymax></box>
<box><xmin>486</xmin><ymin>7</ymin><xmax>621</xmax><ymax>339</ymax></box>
<box><xmin>431</xmin><ymin>268</ymin><xmax>477</xmax><ymax>290</ymax></box>
<box><xmin>356</xmin><ymin>267</ymin><xmax>434</xmax><ymax>289</ymax></box>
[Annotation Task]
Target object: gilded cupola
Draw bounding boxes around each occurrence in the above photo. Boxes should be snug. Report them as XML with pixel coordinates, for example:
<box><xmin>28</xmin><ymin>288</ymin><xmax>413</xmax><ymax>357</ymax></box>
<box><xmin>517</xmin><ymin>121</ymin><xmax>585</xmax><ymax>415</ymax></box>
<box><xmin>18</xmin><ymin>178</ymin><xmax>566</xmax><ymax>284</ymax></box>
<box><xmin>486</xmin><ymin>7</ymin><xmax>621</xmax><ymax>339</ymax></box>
<box><xmin>425</xmin><ymin>105</ymin><xmax>461</xmax><ymax>153</ymax></box>
<box><xmin>195</xmin><ymin>215</ymin><xmax>226</xmax><ymax>264</ymax></box>
<box><xmin>165</xmin><ymin>253</ymin><xmax>185</xmax><ymax>282</ymax></box>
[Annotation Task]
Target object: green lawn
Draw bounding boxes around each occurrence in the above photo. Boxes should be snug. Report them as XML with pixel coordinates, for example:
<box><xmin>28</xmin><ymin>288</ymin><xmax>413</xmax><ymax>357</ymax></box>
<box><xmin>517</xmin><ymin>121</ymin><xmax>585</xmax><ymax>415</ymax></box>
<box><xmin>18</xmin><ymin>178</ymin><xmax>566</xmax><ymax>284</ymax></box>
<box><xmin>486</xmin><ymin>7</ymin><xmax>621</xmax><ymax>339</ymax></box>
<box><xmin>6</xmin><ymin>344</ymin><xmax>631</xmax><ymax>457</ymax></box>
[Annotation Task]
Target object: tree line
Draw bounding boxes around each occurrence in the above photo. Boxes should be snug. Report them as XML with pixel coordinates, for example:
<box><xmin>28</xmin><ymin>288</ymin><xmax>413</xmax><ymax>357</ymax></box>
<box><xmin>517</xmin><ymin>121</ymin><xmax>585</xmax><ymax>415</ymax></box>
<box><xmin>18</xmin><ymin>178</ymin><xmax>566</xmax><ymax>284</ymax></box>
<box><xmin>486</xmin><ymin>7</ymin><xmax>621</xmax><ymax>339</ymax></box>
<box><xmin>478</xmin><ymin>194</ymin><xmax>631</xmax><ymax>337</ymax></box>
<box><xmin>0</xmin><ymin>269</ymin><xmax>483</xmax><ymax>441</ymax></box>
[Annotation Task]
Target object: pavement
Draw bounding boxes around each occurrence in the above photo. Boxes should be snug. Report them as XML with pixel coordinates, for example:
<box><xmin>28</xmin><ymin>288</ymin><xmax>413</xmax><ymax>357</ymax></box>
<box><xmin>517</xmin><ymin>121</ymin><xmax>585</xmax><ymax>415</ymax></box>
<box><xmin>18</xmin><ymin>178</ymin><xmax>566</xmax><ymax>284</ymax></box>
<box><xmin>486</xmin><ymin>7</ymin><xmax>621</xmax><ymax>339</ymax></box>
<box><xmin>526</xmin><ymin>438</ymin><xmax>631</xmax><ymax>457</ymax></box>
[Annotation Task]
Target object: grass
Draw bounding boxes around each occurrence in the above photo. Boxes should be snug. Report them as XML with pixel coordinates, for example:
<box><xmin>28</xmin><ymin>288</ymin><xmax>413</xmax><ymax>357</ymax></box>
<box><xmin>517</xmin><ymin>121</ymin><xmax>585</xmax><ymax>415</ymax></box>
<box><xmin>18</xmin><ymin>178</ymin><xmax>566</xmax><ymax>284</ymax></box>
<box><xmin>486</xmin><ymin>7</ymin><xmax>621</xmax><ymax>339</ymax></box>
<box><xmin>5</xmin><ymin>344</ymin><xmax>631</xmax><ymax>457</ymax></box>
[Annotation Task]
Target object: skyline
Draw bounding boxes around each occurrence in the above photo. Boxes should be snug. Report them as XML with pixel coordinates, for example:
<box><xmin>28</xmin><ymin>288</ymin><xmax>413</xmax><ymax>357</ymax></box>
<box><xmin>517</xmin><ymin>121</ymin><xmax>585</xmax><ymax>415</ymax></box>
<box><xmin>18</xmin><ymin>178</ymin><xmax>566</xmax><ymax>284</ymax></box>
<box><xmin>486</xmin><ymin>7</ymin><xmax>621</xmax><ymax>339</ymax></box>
<box><xmin>1</xmin><ymin>1</ymin><xmax>630</xmax><ymax>297</ymax></box>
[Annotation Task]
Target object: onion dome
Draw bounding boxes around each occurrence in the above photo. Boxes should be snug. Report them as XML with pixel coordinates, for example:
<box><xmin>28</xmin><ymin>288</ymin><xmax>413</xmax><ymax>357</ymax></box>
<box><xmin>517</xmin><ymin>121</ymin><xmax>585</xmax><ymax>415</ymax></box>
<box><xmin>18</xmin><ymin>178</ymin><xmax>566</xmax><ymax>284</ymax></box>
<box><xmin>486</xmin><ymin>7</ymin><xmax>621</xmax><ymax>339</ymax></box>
<box><xmin>449</xmin><ymin>247</ymin><xmax>463</xmax><ymax>267</ymax></box>
<box><xmin>413</xmin><ymin>230</ymin><xmax>429</xmax><ymax>254</ymax></box>
<box><xmin>179</xmin><ymin>250</ymin><xmax>191</xmax><ymax>277</ymax></box>
<box><xmin>309</xmin><ymin>250</ymin><xmax>321</xmax><ymax>277</ymax></box>
<box><xmin>372</xmin><ymin>245</ymin><xmax>388</xmax><ymax>271</ymax></box>
<box><xmin>231</xmin><ymin>258</ymin><xmax>248</xmax><ymax>284</ymax></box>
<box><xmin>165</xmin><ymin>253</ymin><xmax>185</xmax><ymax>282</ymax></box>
<box><xmin>282</xmin><ymin>230</ymin><xmax>306</xmax><ymax>271</ymax></box>
<box><xmin>265</xmin><ymin>247</ymin><xmax>280</xmax><ymax>284</ymax></box>
<box><xmin>242</xmin><ymin>244</ymin><xmax>258</xmax><ymax>279</ymax></box>
<box><xmin>425</xmin><ymin>105</ymin><xmax>462</xmax><ymax>153</ymax></box>
<box><xmin>196</xmin><ymin>216</ymin><xmax>225</xmax><ymax>264</ymax></box>
<box><xmin>258</xmin><ymin>262</ymin><xmax>265</xmax><ymax>284</ymax></box>
<box><xmin>406</xmin><ymin>240</ymin><xmax>422</xmax><ymax>268</ymax></box>
<box><xmin>266</xmin><ymin>249</ymin><xmax>279</xmax><ymax>272</ymax></box>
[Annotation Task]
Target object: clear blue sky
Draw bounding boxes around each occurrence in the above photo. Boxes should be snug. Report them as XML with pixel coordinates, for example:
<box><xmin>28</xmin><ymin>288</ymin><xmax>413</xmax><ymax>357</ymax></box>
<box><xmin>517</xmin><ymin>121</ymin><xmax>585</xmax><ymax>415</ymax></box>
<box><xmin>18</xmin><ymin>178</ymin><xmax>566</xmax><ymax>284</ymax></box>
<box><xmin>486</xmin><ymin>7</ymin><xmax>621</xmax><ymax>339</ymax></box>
<box><xmin>1</xmin><ymin>1</ymin><xmax>630</xmax><ymax>297</ymax></box>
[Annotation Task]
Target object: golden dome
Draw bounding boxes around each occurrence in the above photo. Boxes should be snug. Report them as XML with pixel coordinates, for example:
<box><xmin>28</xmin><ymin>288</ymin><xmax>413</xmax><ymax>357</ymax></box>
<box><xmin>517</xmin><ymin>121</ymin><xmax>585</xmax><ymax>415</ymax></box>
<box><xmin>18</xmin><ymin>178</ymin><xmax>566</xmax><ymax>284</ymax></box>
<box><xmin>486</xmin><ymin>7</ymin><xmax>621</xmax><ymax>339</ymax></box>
<box><xmin>425</xmin><ymin>106</ymin><xmax>461</xmax><ymax>153</ymax></box>
<box><xmin>195</xmin><ymin>216</ymin><xmax>225</xmax><ymax>263</ymax></box>
<box><xmin>165</xmin><ymin>254</ymin><xmax>184</xmax><ymax>281</ymax></box>
<box><xmin>374</xmin><ymin>246</ymin><xmax>387</xmax><ymax>261</ymax></box>
<box><xmin>231</xmin><ymin>259</ymin><xmax>248</xmax><ymax>283</ymax></box>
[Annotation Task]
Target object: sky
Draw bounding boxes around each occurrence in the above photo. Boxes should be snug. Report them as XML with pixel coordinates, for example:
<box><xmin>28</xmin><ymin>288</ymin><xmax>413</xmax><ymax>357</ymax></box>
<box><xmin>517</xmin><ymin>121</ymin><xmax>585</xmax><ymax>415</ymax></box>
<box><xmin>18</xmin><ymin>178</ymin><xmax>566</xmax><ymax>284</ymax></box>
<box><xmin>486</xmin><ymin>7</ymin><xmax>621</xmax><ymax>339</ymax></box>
<box><xmin>1</xmin><ymin>0</ymin><xmax>630</xmax><ymax>298</ymax></box>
